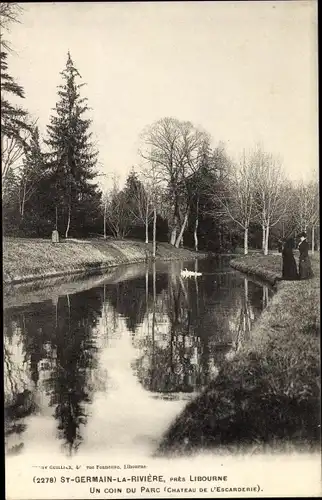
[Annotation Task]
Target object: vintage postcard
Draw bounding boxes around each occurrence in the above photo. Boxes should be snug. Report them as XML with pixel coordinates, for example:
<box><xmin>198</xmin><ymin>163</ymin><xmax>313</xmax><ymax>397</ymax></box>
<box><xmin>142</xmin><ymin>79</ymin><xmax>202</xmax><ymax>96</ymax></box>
<box><xmin>2</xmin><ymin>1</ymin><xmax>320</xmax><ymax>499</ymax></box>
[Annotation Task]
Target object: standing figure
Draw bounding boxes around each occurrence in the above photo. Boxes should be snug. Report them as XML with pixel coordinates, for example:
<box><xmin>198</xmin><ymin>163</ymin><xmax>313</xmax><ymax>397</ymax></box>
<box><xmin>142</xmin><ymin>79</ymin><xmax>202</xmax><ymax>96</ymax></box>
<box><xmin>282</xmin><ymin>238</ymin><xmax>298</xmax><ymax>280</ymax></box>
<box><xmin>298</xmin><ymin>231</ymin><xmax>314</xmax><ymax>279</ymax></box>
<box><xmin>277</xmin><ymin>239</ymin><xmax>283</xmax><ymax>253</ymax></box>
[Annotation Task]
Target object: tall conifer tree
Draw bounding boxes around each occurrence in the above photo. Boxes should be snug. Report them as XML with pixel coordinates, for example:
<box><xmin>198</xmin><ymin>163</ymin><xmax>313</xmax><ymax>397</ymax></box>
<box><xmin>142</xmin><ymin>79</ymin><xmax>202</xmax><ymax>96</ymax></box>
<box><xmin>1</xmin><ymin>3</ymin><xmax>32</xmax><ymax>181</ymax></box>
<box><xmin>0</xmin><ymin>51</ymin><xmax>29</xmax><ymax>140</ymax></box>
<box><xmin>45</xmin><ymin>52</ymin><xmax>100</xmax><ymax>238</ymax></box>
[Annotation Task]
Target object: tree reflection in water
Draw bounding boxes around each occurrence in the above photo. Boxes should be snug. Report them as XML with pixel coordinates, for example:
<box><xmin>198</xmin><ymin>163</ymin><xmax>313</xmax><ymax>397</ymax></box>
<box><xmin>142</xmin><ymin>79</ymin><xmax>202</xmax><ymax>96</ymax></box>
<box><xmin>226</xmin><ymin>277</ymin><xmax>254</xmax><ymax>358</ymax></box>
<box><xmin>132</xmin><ymin>260</ymin><xmax>272</xmax><ymax>395</ymax></box>
<box><xmin>4</xmin><ymin>306</ymin><xmax>51</xmax><ymax>456</ymax></box>
<box><xmin>4</xmin><ymin>257</ymin><xmax>273</xmax><ymax>454</ymax></box>
<box><xmin>4</xmin><ymin>289</ymin><xmax>102</xmax><ymax>455</ymax></box>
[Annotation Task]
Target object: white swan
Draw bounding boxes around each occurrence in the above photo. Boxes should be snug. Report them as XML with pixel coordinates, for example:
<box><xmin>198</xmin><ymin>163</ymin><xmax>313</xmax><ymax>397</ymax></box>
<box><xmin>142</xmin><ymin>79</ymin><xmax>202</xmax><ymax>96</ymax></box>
<box><xmin>180</xmin><ymin>268</ymin><xmax>202</xmax><ymax>278</ymax></box>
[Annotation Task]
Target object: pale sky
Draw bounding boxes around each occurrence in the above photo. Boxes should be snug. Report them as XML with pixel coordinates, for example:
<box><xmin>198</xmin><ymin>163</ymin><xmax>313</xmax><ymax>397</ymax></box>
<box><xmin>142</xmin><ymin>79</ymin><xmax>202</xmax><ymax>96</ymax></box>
<box><xmin>7</xmin><ymin>1</ymin><xmax>318</xmax><ymax>188</ymax></box>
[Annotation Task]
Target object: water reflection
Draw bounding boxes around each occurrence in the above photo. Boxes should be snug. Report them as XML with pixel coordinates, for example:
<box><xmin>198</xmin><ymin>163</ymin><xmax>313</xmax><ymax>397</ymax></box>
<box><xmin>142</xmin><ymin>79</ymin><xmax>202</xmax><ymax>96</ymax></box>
<box><xmin>4</xmin><ymin>257</ymin><xmax>273</xmax><ymax>457</ymax></box>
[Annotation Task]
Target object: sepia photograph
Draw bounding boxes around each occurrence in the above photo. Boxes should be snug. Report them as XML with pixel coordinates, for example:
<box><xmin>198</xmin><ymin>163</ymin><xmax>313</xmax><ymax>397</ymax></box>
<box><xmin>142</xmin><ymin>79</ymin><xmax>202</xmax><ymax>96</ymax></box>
<box><xmin>2</xmin><ymin>1</ymin><xmax>320</xmax><ymax>498</ymax></box>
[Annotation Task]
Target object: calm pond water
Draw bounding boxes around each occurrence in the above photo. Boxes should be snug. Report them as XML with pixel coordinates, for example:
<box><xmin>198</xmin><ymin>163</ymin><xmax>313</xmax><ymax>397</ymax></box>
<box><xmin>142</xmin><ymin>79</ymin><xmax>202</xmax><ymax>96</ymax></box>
<box><xmin>4</xmin><ymin>257</ymin><xmax>273</xmax><ymax>459</ymax></box>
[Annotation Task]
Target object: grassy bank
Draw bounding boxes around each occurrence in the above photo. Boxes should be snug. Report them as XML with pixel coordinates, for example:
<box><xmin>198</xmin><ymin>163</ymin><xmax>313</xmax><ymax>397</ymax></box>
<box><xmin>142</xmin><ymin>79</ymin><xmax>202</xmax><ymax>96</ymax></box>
<box><xmin>3</xmin><ymin>237</ymin><xmax>205</xmax><ymax>285</ymax></box>
<box><xmin>3</xmin><ymin>261</ymin><xmax>148</xmax><ymax>309</ymax></box>
<box><xmin>230</xmin><ymin>252</ymin><xmax>283</xmax><ymax>285</ymax></box>
<box><xmin>158</xmin><ymin>253</ymin><xmax>320</xmax><ymax>455</ymax></box>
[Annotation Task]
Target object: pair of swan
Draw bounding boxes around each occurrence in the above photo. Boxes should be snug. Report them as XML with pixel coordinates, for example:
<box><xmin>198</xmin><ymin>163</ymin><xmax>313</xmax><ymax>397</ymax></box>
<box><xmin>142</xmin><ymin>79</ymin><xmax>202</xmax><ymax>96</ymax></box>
<box><xmin>180</xmin><ymin>268</ymin><xmax>202</xmax><ymax>278</ymax></box>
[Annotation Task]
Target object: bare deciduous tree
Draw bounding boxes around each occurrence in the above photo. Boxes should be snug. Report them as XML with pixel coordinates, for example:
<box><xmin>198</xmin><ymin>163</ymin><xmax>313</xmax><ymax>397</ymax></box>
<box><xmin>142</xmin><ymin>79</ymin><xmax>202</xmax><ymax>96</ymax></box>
<box><xmin>294</xmin><ymin>179</ymin><xmax>319</xmax><ymax>253</ymax></box>
<box><xmin>139</xmin><ymin>117</ymin><xmax>209</xmax><ymax>247</ymax></box>
<box><xmin>211</xmin><ymin>150</ymin><xmax>255</xmax><ymax>255</ymax></box>
<box><xmin>252</xmin><ymin>147</ymin><xmax>289</xmax><ymax>255</ymax></box>
<box><xmin>1</xmin><ymin>135</ymin><xmax>24</xmax><ymax>181</ymax></box>
<box><xmin>15</xmin><ymin>126</ymin><xmax>44</xmax><ymax>219</ymax></box>
<box><xmin>102</xmin><ymin>176</ymin><xmax>133</xmax><ymax>240</ymax></box>
<box><xmin>141</xmin><ymin>162</ymin><xmax>164</xmax><ymax>259</ymax></box>
<box><xmin>173</xmin><ymin>123</ymin><xmax>210</xmax><ymax>248</ymax></box>
<box><xmin>128</xmin><ymin>175</ymin><xmax>154</xmax><ymax>244</ymax></box>
<box><xmin>0</xmin><ymin>2</ymin><xmax>23</xmax><ymax>51</ymax></box>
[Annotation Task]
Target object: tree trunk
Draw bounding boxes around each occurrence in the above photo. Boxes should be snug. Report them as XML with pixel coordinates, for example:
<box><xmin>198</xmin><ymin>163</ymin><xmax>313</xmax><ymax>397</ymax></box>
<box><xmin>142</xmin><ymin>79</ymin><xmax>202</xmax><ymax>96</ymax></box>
<box><xmin>262</xmin><ymin>224</ymin><xmax>266</xmax><ymax>253</ymax></box>
<box><xmin>170</xmin><ymin>226</ymin><xmax>177</xmax><ymax>245</ymax></box>
<box><xmin>153</xmin><ymin>260</ymin><xmax>156</xmax><ymax>304</ymax></box>
<box><xmin>152</xmin><ymin>207</ymin><xmax>157</xmax><ymax>259</ymax></box>
<box><xmin>262</xmin><ymin>286</ymin><xmax>266</xmax><ymax>310</ymax></box>
<box><xmin>145</xmin><ymin>267</ymin><xmax>149</xmax><ymax>306</ymax></box>
<box><xmin>170</xmin><ymin>207</ymin><xmax>179</xmax><ymax>245</ymax></box>
<box><xmin>244</xmin><ymin>226</ymin><xmax>248</xmax><ymax>255</ymax></box>
<box><xmin>21</xmin><ymin>182</ymin><xmax>26</xmax><ymax>219</ymax></box>
<box><xmin>144</xmin><ymin>196</ymin><xmax>150</xmax><ymax>244</ymax></box>
<box><xmin>145</xmin><ymin>209</ymin><xmax>149</xmax><ymax>244</ymax></box>
<box><xmin>264</xmin><ymin>224</ymin><xmax>270</xmax><ymax>255</ymax></box>
<box><xmin>151</xmin><ymin>260</ymin><xmax>156</xmax><ymax>391</ymax></box>
<box><xmin>175</xmin><ymin>211</ymin><xmax>189</xmax><ymax>248</ymax></box>
<box><xmin>311</xmin><ymin>226</ymin><xmax>315</xmax><ymax>254</ymax></box>
<box><xmin>65</xmin><ymin>205</ymin><xmax>71</xmax><ymax>239</ymax></box>
<box><xmin>103</xmin><ymin>201</ymin><xmax>107</xmax><ymax>239</ymax></box>
<box><xmin>55</xmin><ymin>206</ymin><xmax>58</xmax><ymax>231</ymax></box>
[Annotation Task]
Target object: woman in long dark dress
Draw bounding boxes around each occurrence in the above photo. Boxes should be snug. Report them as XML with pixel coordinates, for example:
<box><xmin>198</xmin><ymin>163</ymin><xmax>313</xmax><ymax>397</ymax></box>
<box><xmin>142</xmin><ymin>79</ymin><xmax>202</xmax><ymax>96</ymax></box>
<box><xmin>282</xmin><ymin>237</ymin><xmax>298</xmax><ymax>280</ymax></box>
<box><xmin>298</xmin><ymin>231</ymin><xmax>314</xmax><ymax>279</ymax></box>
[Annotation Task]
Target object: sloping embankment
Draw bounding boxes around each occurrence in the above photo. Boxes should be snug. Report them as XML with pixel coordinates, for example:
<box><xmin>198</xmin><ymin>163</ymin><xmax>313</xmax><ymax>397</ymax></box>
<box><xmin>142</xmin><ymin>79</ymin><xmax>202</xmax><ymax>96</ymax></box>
<box><xmin>3</xmin><ymin>238</ymin><xmax>204</xmax><ymax>285</ymax></box>
<box><xmin>230</xmin><ymin>253</ymin><xmax>282</xmax><ymax>285</ymax></box>
<box><xmin>157</xmin><ymin>253</ymin><xmax>320</xmax><ymax>456</ymax></box>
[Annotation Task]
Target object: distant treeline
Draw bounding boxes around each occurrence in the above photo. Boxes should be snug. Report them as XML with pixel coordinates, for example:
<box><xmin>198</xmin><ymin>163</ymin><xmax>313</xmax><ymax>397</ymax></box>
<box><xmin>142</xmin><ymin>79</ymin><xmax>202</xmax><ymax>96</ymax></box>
<box><xmin>1</xmin><ymin>4</ymin><xmax>319</xmax><ymax>254</ymax></box>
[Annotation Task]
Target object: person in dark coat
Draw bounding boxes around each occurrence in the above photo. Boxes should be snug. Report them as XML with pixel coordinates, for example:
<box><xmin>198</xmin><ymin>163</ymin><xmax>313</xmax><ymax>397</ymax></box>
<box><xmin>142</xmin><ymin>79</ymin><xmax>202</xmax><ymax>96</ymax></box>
<box><xmin>282</xmin><ymin>237</ymin><xmax>298</xmax><ymax>280</ymax></box>
<box><xmin>298</xmin><ymin>232</ymin><xmax>314</xmax><ymax>279</ymax></box>
<box><xmin>277</xmin><ymin>239</ymin><xmax>283</xmax><ymax>253</ymax></box>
